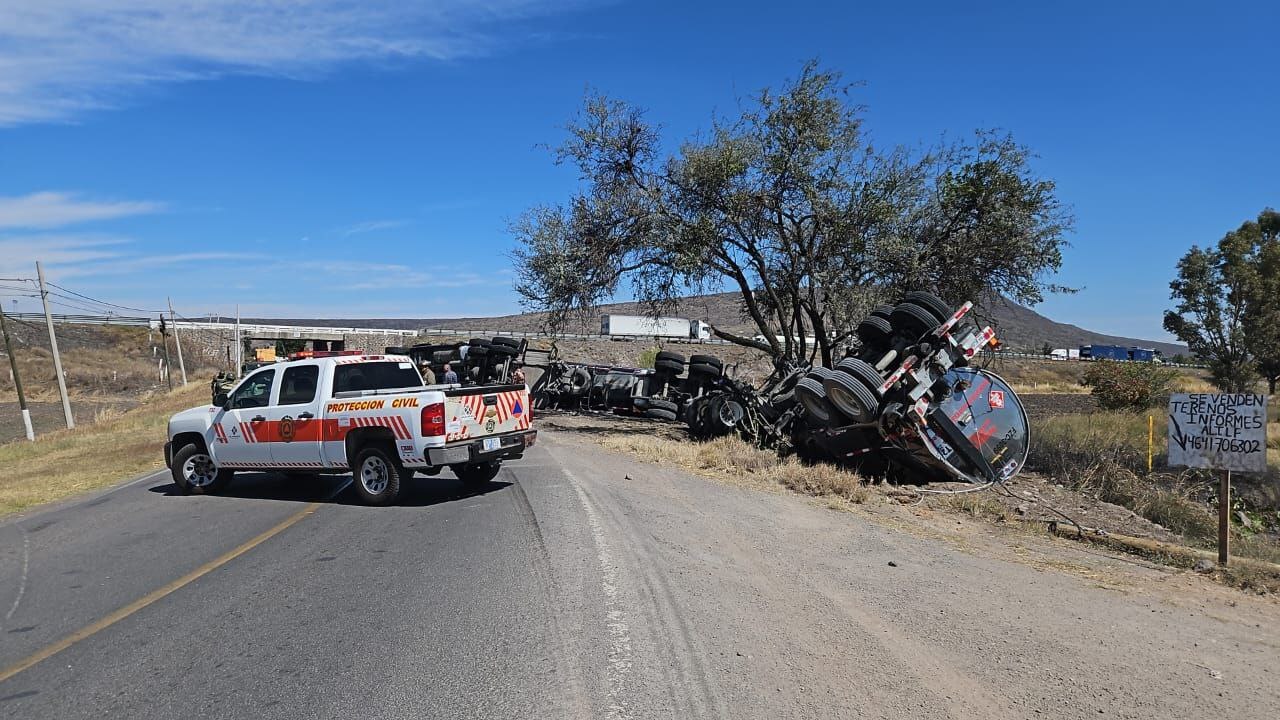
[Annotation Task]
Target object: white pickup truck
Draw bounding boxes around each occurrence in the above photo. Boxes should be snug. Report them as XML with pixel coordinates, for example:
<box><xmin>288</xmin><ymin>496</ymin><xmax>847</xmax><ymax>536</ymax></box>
<box><xmin>164</xmin><ymin>353</ymin><xmax>536</xmax><ymax>504</ymax></box>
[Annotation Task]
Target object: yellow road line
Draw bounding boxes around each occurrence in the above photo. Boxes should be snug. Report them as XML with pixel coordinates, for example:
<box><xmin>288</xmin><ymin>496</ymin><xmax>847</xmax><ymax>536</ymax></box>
<box><xmin>0</xmin><ymin>502</ymin><xmax>320</xmax><ymax>685</ymax></box>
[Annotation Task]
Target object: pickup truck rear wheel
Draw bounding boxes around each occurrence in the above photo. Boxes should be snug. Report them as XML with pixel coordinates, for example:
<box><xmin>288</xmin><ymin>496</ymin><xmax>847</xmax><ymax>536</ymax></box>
<box><xmin>452</xmin><ymin>461</ymin><xmax>501</xmax><ymax>486</ymax></box>
<box><xmin>171</xmin><ymin>443</ymin><xmax>233</xmax><ymax>495</ymax></box>
<box><xmin>352</xmin><ymin>446</ymin><xmax>402</xmax><ymax>505</ymax></box>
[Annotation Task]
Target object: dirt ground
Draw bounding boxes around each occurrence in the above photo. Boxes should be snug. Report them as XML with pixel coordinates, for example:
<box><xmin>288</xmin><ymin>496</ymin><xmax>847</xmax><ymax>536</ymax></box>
<box><xmin>537</xmin><ymin>409</ymin><xmax>1177</xmax><ymax>540</ymax></box>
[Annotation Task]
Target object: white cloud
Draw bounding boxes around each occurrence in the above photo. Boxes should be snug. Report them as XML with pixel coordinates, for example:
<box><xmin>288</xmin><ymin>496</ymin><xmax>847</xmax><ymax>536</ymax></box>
<box><xmin>0</xmin><ymin>192</ymin><xmax>163</xmax><ymax>229</ymax></box>
<box><xmin>0</xmin><ymin>0</ymin><xmax>594</xmax><ymax>126</ymax></box>
<box><xmin>0</xmin><ymin>234</ymin><xmax>128</xmax><ymax>276</ymax></box>
<box><xmin>53</xmin><ymin>251</ymin><xmax>265</xmax><ymax>279</ymax></box>
<box><xmin>297</xmin><ymin>259</ymin><xmax>498</xmax><ymax>290</ymax></box>
<box><xmin>338</xmin><ymin>219</ymin><xmax>410</xmax><ymax>236</ymax></box>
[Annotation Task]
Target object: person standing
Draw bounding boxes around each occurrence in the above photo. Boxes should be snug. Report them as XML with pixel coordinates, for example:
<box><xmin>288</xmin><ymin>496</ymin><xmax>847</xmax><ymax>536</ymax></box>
<box><xmin>418</xmin><ymin>361</ymin><xmax>436</xmax><ymax>385</ymax></box>
<box><xmin>442</xmin><ymin>363</ymin><xmax>459</xmax><ymax>384</ymax></box>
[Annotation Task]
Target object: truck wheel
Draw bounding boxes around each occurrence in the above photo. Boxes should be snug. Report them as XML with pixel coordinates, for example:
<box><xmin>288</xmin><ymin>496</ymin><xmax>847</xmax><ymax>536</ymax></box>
<box><xmin>889</xmin><ymin>302</ymin><xmax>940</xmax><ymax>338</ymax></box>
<box><xmin>869</xmin><ymin>304</ymin><xmax>895</xmax><ymax>321</ymax></box>
<box><xmin>655</xmin><ymin>351</ymin><xmax>686</xmax><ymax>365</ymax></box>
<box><xmin>687</xmin><ymin>362</ymin><xmax>722</xmax><ymax>378</ymax></box>
<box><xmin>688</xmin><ymin>354</ymin><xmax>722</xmax><ymax>368</ymax></box>
<box><xmin>904</xmin><ymin>291</ymin><xmax>953</xmax><ymax>323</ymax></box>
<box><xmin>453</xmin><ymin>461</ymin><xmax>501</xmax><ymax>486</ymax></box>
<box><xmin>647</xmin><ymin>398</ymin><xmax>679</xmax><ymax>413</ymax></box>
<box><xmin>567</xmin><ymin>367</ymin><xmax>592</xmax><ymax>395</ymax></box>
<box><xmin>352</xmin><ymin>446</ymin><xmax>403</xmax><ymax>505</ymax></box>
<box><xmin>798</xmin><ymin>371</ymin><xmax>839</xmax><ymax>422</ymax></box>
<box><xmin>654</xmin><ymin>358</ymin><xmax>685</xmax><ymax>374</ymax></box>
<box><xmin>643</xmin><ymin>408</ymin><xmax>679</xmax><ymax>421</ymax></box>
<box><xmin>856</xmin><ymin>316</ymin><xmax>892</xmax><ymax>348</ymax></box>
<box><xmin>835</xmin><ymin>357</ymin><xmax>885</xmax><ymax>393</ymax></box>
<box><xmin>171</xmin><ymin>443</ymin><xmax>233</xmax><ymax>495</ymax></box>
<box><xmin>822</xmin><ymin>372</ymin><xmax>879</xmax><ymax>423</ymax></box>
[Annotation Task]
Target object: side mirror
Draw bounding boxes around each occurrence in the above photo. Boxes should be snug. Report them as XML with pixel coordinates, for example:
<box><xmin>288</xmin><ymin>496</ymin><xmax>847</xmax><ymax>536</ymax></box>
<box><xmin>213</xmin><ymin>392</ymin><xmax>229</xmax><ymax>408</ymax></box>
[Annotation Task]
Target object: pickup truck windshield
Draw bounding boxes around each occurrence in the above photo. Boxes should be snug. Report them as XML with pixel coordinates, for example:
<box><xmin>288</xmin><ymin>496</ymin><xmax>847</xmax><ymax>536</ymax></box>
<box><xmin>332</xmin><ymin>361</ymin><xmax>422</xmax><ymax>395</ymax></box>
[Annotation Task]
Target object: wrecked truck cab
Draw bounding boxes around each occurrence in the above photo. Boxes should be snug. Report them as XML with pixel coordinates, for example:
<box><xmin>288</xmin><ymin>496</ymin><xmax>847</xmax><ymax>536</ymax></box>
<box><xmin>794</xmin><ymin>293</ymin><xmax>1031</xmax><ymax>485</ymax></box>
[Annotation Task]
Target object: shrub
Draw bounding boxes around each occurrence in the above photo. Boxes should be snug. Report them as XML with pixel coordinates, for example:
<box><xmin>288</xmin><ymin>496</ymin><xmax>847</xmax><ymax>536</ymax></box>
<box><xmin>1082</xmin><ymin>360</ymin><xmax>1179</xmax><ymax>411</ymax></box>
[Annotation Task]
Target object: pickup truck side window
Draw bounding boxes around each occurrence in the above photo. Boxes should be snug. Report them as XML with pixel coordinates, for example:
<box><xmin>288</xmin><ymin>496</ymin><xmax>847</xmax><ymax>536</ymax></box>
<box><xmin>230</xmin><ymin>369</ymin><xmax>276</xmax><ymax>410</ymax></box>
<box><xmin>332</xmin><ymin>362</ymin><xmax>422</xmax><ymax>396</ymax></box>
<box><xmin>278</xmin><ymin>365</ymin><xmax>319</xmax><ymax>405</ymax></box>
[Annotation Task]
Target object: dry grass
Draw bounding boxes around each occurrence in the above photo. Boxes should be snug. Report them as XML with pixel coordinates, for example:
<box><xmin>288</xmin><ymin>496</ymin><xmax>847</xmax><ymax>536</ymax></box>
<box><xmin>1028</xmin><ymin>411</ymin><xmax>1280</xmax><ymax>565</ymax></box>
<box><xmin>1171</xmin><ymin>374</ymin><xmax>1219</xmax><ymax>393</ymax></box>
<box><xmin>1029</xmin><ymin>412</ymin><xmax>1217</xmax><ymax>538</ymax></box>
<box><xmin>994</xmin><ymin>359</ymin><xmax>1209</xmax><ymax>396</ymax></box>
<box><xmin>599</xmin><ymin>433</ymin><xmax>872</xmax><ymax>504</ymax></box>
<box><xmin>0</xmin><ymin>382</ymin><xmax>207</xmax><ymax>516</ymax></box>
<box><xmin>945</xmin><ymin>494</ymin><xmax>1011</xmax><ymax>522</ymax></box>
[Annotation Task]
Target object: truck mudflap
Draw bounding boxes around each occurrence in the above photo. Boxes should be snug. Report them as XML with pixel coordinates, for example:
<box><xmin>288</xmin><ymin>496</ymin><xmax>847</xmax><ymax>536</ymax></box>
<box><xmin>425</xmin><ymin>430</ymin><xmax>537</xmax><ymax>466</ymax></box>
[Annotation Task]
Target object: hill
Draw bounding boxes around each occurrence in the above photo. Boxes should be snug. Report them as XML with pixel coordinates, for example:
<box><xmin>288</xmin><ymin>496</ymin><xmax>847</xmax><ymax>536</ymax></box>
<box><xmin>248</xmin><ymin>292</ymin><xmax>1186</xmax><ymax>356</ymax></box>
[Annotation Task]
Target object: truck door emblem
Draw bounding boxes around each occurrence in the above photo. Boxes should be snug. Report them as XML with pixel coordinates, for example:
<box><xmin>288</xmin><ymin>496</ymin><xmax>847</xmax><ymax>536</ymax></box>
<box><xmin>280</xmin><ymin>416</ymin><xmax>295</xmax><ymax>442</ymax></box>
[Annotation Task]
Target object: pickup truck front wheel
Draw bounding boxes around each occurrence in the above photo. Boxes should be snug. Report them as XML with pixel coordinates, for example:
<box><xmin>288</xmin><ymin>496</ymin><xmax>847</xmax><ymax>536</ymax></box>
<box><xmin>352</xmin><ymin>446</ymin><xmax>403</xmax><ymax>505</ymax></box>
<box><xmin>452</xmin><ymin>461</ymin><xmax>501</xmax><ymax>486</ymax></box>
<box><xmin>172</xmin><ymin>443</ymin><xmax>233</xmax><ymax>495</ymax></box>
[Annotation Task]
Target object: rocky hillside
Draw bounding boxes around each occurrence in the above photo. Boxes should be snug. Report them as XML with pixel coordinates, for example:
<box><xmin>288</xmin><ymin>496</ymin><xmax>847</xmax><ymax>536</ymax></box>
<box><xmin>252</xmin><ymin>291</ymin><xmax>1186</xmax><ymax>356</ymax></box>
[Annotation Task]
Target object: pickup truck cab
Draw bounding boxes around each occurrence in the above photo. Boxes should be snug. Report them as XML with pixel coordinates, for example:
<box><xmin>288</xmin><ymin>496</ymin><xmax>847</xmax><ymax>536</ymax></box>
<box><xmin>165</xmin><ymin>353</ymin><xmax>535</xmax><ymax>504</ymax></box>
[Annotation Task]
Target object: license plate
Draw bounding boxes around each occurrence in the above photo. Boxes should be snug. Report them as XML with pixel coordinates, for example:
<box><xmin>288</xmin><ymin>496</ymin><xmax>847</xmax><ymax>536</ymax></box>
<box><xmin>482</xmin><ymin>437</ymin><xmax>501</xmax><ymax>452</ymax></box>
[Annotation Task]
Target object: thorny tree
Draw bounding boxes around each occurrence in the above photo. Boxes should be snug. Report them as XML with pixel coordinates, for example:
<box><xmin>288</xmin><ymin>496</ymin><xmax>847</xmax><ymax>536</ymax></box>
<box><xmin>1244</xmin><ymin>210</ymin><xmax>1280</xmax><ymax>393</ymax></box>
<box><xmin>1164</xmin><ymin>209</ymin><xmax>1280</xmax><ymax>393</ymax></box>
<box><xmin>511</xmin><ymin>62</ymin><xmax>1072</xmax><ymax>366</ymax></box>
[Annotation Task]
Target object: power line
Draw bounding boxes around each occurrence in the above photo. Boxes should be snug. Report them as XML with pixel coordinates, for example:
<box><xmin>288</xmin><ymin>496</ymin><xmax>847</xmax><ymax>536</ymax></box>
<box><xmin>48</xmin><ymin>298</ymin><xmax>125</xmax><ymax>315</ymax></box>
<box><xmin>45</xmin><ymin>281</ymin><xmax>160</xmax><ymax>314</ymax></box>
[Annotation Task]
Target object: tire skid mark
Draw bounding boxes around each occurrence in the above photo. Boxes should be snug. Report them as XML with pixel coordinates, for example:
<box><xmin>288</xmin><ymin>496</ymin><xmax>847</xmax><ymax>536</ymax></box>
<box><xmin>505</xmin><ymin>469</ymin><xmax>592</xmax><ymax>718</ymax></box>
<box><xmin>3</xmin><ymin>528</ymin><xmax>29</xmax><ymax>628</ymax></box>
<box><xmin>602</xmin><ymin>491</ymin><xmax>729</xmax><ymax>720</ymax></box>
<box><xmin>563</xmin><ymin>466</ymin><xmax>635</xmax><ymax>720</ymax></box>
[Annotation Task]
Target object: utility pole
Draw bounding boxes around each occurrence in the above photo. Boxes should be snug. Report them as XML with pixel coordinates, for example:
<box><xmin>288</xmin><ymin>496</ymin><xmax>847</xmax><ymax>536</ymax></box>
<box><xmin>0</xmin><ymin>306</ymin><xmax>34</xmax><ymax>441</ymax></box>
<box><xmin>167</xmin><ymin>297</ymin><xmax>188</xmax><ymax>386</ymax></box>
<box><xmin>159</xmin><ymin>314</ymin><xmax>173</xmax><ymax>391</ymax></box>
<box><xmin>234</xmin><ymin>304</ymin><xmax>242</xmax><ymax>378</ymax></box>
<box><xmin>35</xmin><ymin>261</ymin><xmax>74</xmax><ymax>429</ymax></box>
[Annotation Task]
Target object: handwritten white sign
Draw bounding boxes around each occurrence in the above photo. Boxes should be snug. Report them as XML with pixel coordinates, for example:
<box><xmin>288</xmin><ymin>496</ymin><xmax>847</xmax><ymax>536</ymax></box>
<box><xmin>1167</xmin><ymin>393</ymin><xmax>1268</xmax><ymax>473</ymax></box>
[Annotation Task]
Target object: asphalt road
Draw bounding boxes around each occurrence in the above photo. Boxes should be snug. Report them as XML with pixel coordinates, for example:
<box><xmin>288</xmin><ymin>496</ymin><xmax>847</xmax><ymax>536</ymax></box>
<box><xmin>0</xmin><ymin>429</ymin><xmax>1276</xmax><ymax>719</ymax></box>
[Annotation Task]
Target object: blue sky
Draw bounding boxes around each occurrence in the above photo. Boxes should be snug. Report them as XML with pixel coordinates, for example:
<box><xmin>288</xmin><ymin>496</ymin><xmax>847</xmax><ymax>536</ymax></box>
<box><xmin>0</xmin><ymin>0</ymin><xmax>1275</xmax><ymax>340</ymax></box>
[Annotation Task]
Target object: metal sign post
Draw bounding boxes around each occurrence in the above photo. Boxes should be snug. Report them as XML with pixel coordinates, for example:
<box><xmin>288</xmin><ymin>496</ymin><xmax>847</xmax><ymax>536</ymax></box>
<box><xmin>1167</xmin><ymin>393</ymin><xmax>1268</xmax><ymax>566</ymax></box>
<box><xmin>1219</xmin><ymin>469</ymin><xmax>1231</xmax><ymax>565</ymax></box>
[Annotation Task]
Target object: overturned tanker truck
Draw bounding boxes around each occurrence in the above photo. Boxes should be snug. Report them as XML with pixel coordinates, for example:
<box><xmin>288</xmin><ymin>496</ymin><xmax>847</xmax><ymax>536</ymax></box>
<box><xmin>696</xmin><ymin>291</ymin><xmax>1031</xmax><ymax>485</ymax></box>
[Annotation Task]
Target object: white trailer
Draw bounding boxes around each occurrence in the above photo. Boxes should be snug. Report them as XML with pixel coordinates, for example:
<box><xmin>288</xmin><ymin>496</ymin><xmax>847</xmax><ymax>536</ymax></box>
<box><xmin>600</xmin><ymin>314</ymin><xmax>694</xmax><ymax>339</ymax></box>
<box><xmin>1068</xmin><ymin>348</ymin><xmax>1081</xmax><ymax>360</ymax></box>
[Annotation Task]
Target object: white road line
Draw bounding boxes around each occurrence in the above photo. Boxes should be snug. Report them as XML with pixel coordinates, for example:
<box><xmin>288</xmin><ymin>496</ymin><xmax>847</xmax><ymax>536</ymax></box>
<box><xmin>3</xmin><ymin>528</ymin><xmax>29</xmax><ymax>627</ymax></box>
<box><xmin>564</xmin><ymin>466</ymin><xmax>633</xmax><ymax>720</ymax></box>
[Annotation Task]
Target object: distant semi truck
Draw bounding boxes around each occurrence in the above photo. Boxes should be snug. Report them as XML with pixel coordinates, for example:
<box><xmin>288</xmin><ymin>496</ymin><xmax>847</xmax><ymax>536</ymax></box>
<box><xmin>1080</xmin><ymin>345</ymin><xmax>1159</xmax><ymax>362</ymax></box>
<box><xmin>600</xmin><ymin>314</ymin><xmax>711</xmax><ymax>341</ymax></box>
